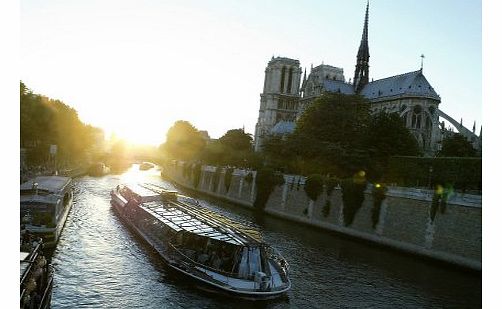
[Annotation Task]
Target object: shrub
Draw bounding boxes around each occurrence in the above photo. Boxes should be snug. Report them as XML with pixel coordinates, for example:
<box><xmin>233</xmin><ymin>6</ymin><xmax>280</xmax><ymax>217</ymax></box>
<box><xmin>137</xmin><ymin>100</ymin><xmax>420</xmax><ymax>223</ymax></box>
<box><xmin>322</xmin><ymin>200</ymin><xmax>331</xmax><ymax>217</ymax></box>
<box><xmin>304</xmin><ymin>174</ymin><xmax>324</xmax><ymax>202</ymax></box>
<box><xmin>224</xmin><ymin>167</ymin><xmax>234</xmax><ymax>192</ymax></box>
<box><xmin>386</xmin><ymin>156</ymin><xmax>481</xmax><ymax>192</ymax></box>
<box><xmin>325</xmin><ymin>176</ymin><xmax>339</xmax><ymax>196</ymax></box>
<box><xmin>244</xmin><ymin>172</ymin><xmax>254</xmax><ymax>184</ymax></box>
<box><xmin>192</xmin><ymin>163</ymin><xmax>202</xmax><ymax>188</ymax></box>
<box><xmin>371</xmin><ymin>183</ymin><xmax>387</xmax><ymax>229</ymax></box>
<box><xmin>254</xmin><ymin>168</ymin><xmax>284</xmax><ymax>210</ymax></box>
<box><xmin>212</xmin><ymin>166</ymin><xmax>222</xmax><ymax>192</ymax></box>
<box><xmin>341</xmin><ymin>171</ymin><xmax>367</xmax><ymax>226</ymax></box>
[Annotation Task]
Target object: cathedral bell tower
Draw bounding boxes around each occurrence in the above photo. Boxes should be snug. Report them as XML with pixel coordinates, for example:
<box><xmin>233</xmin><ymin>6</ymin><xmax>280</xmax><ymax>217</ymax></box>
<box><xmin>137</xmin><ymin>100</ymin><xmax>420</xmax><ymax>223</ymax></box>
<box><xmin>353</xmin><ymin>1</ymin><xmax>370</xmax><ymax>94</ymax></box>
<box><xmin>254</xmin><ymin>57</ymin><xmax>302</xmax><ymax>151</ymax></box>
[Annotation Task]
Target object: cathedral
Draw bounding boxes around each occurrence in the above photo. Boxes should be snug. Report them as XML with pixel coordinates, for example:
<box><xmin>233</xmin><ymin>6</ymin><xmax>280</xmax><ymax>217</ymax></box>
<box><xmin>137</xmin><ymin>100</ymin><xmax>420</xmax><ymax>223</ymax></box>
<box><xmin>253</xmin><ymin>2</ymin><xmax>480</xmax><ymax>156</ymax></box>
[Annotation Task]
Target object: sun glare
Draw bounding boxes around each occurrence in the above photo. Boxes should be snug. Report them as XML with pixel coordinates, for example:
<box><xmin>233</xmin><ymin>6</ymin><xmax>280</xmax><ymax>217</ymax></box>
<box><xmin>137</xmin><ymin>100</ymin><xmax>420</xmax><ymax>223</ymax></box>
<box><xmin>99</xmin><ymin>116</ymin><xmax>167</xmax><ymax>147</ymax></box>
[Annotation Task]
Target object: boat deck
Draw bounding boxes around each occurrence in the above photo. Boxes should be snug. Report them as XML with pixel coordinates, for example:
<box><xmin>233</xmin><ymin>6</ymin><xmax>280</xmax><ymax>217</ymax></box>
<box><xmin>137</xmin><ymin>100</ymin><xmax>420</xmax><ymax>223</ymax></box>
<box><xmin>20</xmin><ymin>176</ymin><xmax>71</xmax><ymax>194</ymax></box>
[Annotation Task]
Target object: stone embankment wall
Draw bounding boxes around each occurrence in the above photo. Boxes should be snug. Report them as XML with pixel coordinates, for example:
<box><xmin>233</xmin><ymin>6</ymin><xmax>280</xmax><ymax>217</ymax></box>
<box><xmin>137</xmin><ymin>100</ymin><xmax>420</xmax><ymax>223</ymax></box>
<box><xmin>163</xmin><ymin>162</ymin><xmax>481</xmax><ymax>271</ymax></box>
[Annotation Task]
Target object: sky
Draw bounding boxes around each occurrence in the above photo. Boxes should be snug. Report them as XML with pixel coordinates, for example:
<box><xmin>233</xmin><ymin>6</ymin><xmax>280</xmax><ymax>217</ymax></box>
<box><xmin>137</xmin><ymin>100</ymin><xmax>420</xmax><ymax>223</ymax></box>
<box><xmin>20</xmin><ymin>0</ymin><xmax>482</xmax><ymax>146</ymax></box>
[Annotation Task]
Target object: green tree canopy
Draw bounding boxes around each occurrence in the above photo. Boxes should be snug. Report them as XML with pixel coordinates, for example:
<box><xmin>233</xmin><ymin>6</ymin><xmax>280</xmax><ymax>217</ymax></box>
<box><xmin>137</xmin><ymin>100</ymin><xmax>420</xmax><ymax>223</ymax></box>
<box><xmin>438</xmin><ymin>133</ymin><xmax>477</xmax><ymax>157</ymax></box>
<box><xmin>289</xmin><ymin>93</ymin><xmax>371</xmax><ymax>176</ymax></box>
<box><xmin>364</xmin><ymin>112</ymin><xmax>420</xmax><ymax>158</ymax></box>
<box><xmin>262</xmin><ymin>93</ymin><xmax>421</xmax><ymax>179</ymax></box>
<box><xmin>294</xmin><ymin>93</ymin><xmax>370</xmax><ymax>153</ymax></box>
<box><xmin>20</xmin><ymin>81</ymin><xmax>103</xmax><ymax>167</ymax></box>
<box><xmin>162</xmin><ymin>120</ymin><xmax>206</xmax><ymax>161</ymax></box>
<box><xmin>218</xmin><ymin>129</ymin><xmax>252</xmax><ymax>152</ymax></box>
<box><xmin>199</xmin><ymin>128</ymin><xmax>256</xmax><ymax>167</ymax></box>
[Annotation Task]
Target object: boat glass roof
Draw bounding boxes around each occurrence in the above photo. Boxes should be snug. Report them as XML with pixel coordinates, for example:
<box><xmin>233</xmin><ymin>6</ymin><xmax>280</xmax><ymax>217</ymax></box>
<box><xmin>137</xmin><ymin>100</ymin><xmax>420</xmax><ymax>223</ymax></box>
<box><xmin>140</xmin><ymin>200</ymin><xmax>262</xmax><ymax>246</ymax></box>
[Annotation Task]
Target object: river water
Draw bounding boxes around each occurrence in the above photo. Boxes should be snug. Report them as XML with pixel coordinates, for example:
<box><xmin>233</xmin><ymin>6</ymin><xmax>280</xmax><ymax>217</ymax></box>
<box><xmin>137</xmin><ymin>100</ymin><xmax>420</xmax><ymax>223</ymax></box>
<box><xmin>50</xmin><ymin>164</ymin><xmax>481</xmax><ymax>308</ymax></box>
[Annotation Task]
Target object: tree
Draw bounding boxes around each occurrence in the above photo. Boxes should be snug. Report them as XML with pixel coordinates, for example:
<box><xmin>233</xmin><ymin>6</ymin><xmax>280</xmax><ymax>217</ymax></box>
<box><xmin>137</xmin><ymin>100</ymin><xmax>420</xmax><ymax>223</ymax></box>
<box><xmin>162</xmin><ymin>120</ymin><xmax>206</xmax><ymax>161</ymax></box>
<box><xmin>295</xmin><ymin>93</ymin><xmax>370</xmax><ymax>146</ymax></box>
<box><xmin>261</xmin><ymin>135</ymin><xmax>295</xmax><ymax>168</ymax></box>
<box><xmin>438</xmin><ymin>133</ymin><xmax>477</xmax><ymax>157</ymax></box>
<box><xmin>199</xmin><ymin>128</ymin><xmax>255</xmax><ymax>167</ymax></box>
<box><xmin>218</xmin><ymin>129</ymin><xmax>252</xmax><ymax>152</ymax></box>
<box><xmin>364</xmin><ymin>112</ymin><xmax>419</xmax><ymax>158</ymax></box>
<box><xmin>363</xmin><ymin>112</ymin><xmax>420</xmax><ymax>180</ymax></box>
<box><xmin>289</xmin><ymin>93</ymin><xmax>371</xmax><ymax>176</ymax></box>
<box><xmin>20</xmin><ymin>81</ymin><xmax>102</xmax><ymax>167</ymax></box>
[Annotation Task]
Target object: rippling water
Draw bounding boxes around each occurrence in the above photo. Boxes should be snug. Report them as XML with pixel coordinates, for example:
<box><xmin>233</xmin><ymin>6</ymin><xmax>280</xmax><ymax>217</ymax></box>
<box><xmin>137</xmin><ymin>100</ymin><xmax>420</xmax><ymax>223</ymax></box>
<box><xmin>51</xmin><ymin>164</ymin><xmax>481</xmax><ymax>308</ymax></box>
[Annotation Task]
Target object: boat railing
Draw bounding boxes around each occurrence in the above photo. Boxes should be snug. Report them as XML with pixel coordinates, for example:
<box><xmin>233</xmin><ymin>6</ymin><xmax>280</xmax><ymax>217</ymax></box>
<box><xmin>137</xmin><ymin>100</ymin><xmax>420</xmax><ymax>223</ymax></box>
<box><xmin>37</xmin><ymin>265</ymin><xmax>54</xmax><ymax>309</ymax></box>
<box><xmin>20</xmin><ymin>241</ymin><xmax>42</xmax><ymax>285</ymax></box>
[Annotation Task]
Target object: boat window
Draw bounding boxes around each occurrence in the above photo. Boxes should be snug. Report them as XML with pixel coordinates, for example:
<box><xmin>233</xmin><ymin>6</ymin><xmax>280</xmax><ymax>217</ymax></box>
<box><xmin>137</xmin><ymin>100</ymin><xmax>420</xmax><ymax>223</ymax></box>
<box><xmin>238</xmin><ymin>247</ymin><xmax>249</xmax><ymax>277</ymax></box>
<box><xmin>20</xmin><ymin>189</ymin><xmax>51</xmax><ymax>196</ymax></box>
<box><xmin>20</xmin><ymin>203</ymin><xmax>55</xmax><ymax>227</ymax></box>
<box><xmin>237</xmin><ymin>246</ymin><xmax>262</xmax><ymax>279</ymax></box>
<box><xmin>248</xmin><ymin>247</ymin><xmax>262</xmax><ymax>275</ymax></box>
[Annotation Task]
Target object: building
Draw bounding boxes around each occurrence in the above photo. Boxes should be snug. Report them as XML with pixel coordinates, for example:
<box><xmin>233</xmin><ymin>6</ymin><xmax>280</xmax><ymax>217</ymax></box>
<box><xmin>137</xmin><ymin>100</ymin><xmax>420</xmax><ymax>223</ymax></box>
<box><xmin>253</xmin><ymin>2</ymin><xmax>480</xmax><ymax>156</ymax></box>
<box><xmin>253</xmin><ymin>57</ymin><xmax>302</xmax><ymax>150</ymax></box>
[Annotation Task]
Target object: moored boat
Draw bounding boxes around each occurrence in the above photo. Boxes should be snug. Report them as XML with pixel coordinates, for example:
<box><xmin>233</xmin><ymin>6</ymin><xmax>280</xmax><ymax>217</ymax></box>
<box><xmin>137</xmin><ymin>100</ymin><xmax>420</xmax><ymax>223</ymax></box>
<box><xmin>20</xmin><ymin>234</ymin><xmax>54</xmax><ymax>309</ymax></box>
<box><xmin>88</xmin><ymin>162</ymin><xmax>110</xmax><ymax>177</ymax></box>
<box><xmin>110</xmin><ymin>183</ymin><xmax>291</xmax><ymax>299</ymax></box>
<box><xmin>20</xmin><ymin>176</ymin><xmax>74</xmax><ymax>248</ymax></box>
<box><xmin>139</xmin><ymin>162</ymin><xmax>154</xmax><ymax>170</ymax></box>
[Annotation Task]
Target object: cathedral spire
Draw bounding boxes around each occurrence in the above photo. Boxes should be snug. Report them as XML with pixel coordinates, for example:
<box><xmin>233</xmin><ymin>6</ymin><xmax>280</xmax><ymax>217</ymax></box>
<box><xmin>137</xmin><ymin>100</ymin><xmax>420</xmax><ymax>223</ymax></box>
<box><xmin>353</xmin><ymin>0</ymin><xmax>370</xmax><ymax>94</ymax></box>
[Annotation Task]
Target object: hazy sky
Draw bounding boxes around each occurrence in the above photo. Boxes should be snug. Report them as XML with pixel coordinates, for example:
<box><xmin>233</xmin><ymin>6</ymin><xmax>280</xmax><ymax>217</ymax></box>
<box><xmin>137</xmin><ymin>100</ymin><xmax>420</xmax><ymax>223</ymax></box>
<box><xmin>20</xmin><ymin>0</ymin><xmax>482</xmax><ymax>145</ymax></box>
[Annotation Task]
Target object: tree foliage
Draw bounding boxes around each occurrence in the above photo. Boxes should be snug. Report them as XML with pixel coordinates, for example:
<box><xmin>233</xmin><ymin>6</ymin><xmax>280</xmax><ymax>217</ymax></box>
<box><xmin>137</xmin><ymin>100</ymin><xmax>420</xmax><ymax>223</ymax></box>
<box><xmin>261</xmin><ymin>93</ymin><xmax>422</xmax><ymax>180</ymax></box>
<box><xmin>365</xmin><ymin>112</ymin><xmax>419</xmax><ymax>158</ymax></box>
<box><xmin>304</xmin><ymin>174</ymin><xmax>324</xmax><ymax>202</ymax></box>
<box><xmin>20</xmin><ymin>81</ymin><xmax>104</xmax><ymax>167</ymax></box>
<box><xmin>162</xmin><ymin>120</ymin><xmax>206</xmax><ymax>161</ymax></box>
<box><xmin>261</xmin><ymin>94</ymin><xmax>372</xmax><ymax>177</ymax></box>
<box><xmin>254</xmin><ymin>168</ymin><xmax>284</xmax><ymax>210</ymax></box>
<box><xmin>293</xmin><ymin>93</ymin><xmax>370</xmax><ymax>161</ymax></box>
<box><xmin>199</xmin><ymin>128</ymin><xmax>258</xmax><ymax>168</ymax></box>
<box><xmin>219</xmin><ymin>129</ymin><xmax>252</xmax><ymax>152</ymax></box>
<box><xmin>341</xmin><ymin>171</ymin><xmax>367</xmax><ymax>226</ymax></box>
<box><xmin>438</xmin><ymin>133</ymin><xmax>477</xmax><ymax>157</ymax></box>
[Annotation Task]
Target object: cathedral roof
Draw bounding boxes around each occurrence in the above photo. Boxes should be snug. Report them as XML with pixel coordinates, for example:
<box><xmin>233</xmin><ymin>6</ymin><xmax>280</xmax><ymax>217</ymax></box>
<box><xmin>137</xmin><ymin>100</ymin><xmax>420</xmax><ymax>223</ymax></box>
<box><xmin>323</xmin><ymin>80</ymin><xmax>355</xmax><ymax>95</ymax></box>
<box><xmin>360</xmin><ymin>70</ymin><xmax>440</xmax><ymax>102</ymax></box>
<box><xmin>270</xmin><ymin>121</ymin><xmax>296</xmax><ymax>135</ymax></box>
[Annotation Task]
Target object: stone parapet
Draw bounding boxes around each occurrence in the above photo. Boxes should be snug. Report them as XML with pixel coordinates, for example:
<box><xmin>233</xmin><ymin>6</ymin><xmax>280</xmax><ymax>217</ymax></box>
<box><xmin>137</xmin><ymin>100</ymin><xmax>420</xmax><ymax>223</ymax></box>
<box><xmin>163</xmin><ymin>162</ymin><xmax>481</xmax><ymax>271</ymax></box>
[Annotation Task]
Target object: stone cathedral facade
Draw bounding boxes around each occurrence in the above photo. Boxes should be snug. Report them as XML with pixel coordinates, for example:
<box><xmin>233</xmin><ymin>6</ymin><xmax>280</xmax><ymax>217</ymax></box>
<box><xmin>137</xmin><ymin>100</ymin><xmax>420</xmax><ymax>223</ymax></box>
<box><xmin>253</xmin><ymin>2</ymin><xmax>480</xmax><ymax>156</ymax></box>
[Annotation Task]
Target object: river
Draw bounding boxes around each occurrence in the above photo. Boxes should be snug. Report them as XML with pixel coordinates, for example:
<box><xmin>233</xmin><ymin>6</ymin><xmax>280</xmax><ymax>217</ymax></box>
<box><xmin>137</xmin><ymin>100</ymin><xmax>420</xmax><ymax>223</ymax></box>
<box><xmin>50</xmin><ymin>164</ymin><xmax>481</xmax><ymax>308</ymax></box>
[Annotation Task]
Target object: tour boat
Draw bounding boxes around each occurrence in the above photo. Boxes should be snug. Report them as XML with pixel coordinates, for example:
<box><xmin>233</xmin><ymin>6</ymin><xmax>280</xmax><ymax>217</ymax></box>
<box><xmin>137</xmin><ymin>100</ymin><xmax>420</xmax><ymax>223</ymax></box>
<box><xmin>20</xmin><ymin>176</ymin><xmax>74</xmax><ymax>248</ymax></box>
<box><xmin>20</xmin><ymin>235</ymin><xmax>54</xmax><ymax>309</ymax></box>
<box><xmin>110</xmin><ymin>183</ymin><xmax>291</xmax><ymax>299</ymax></box>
